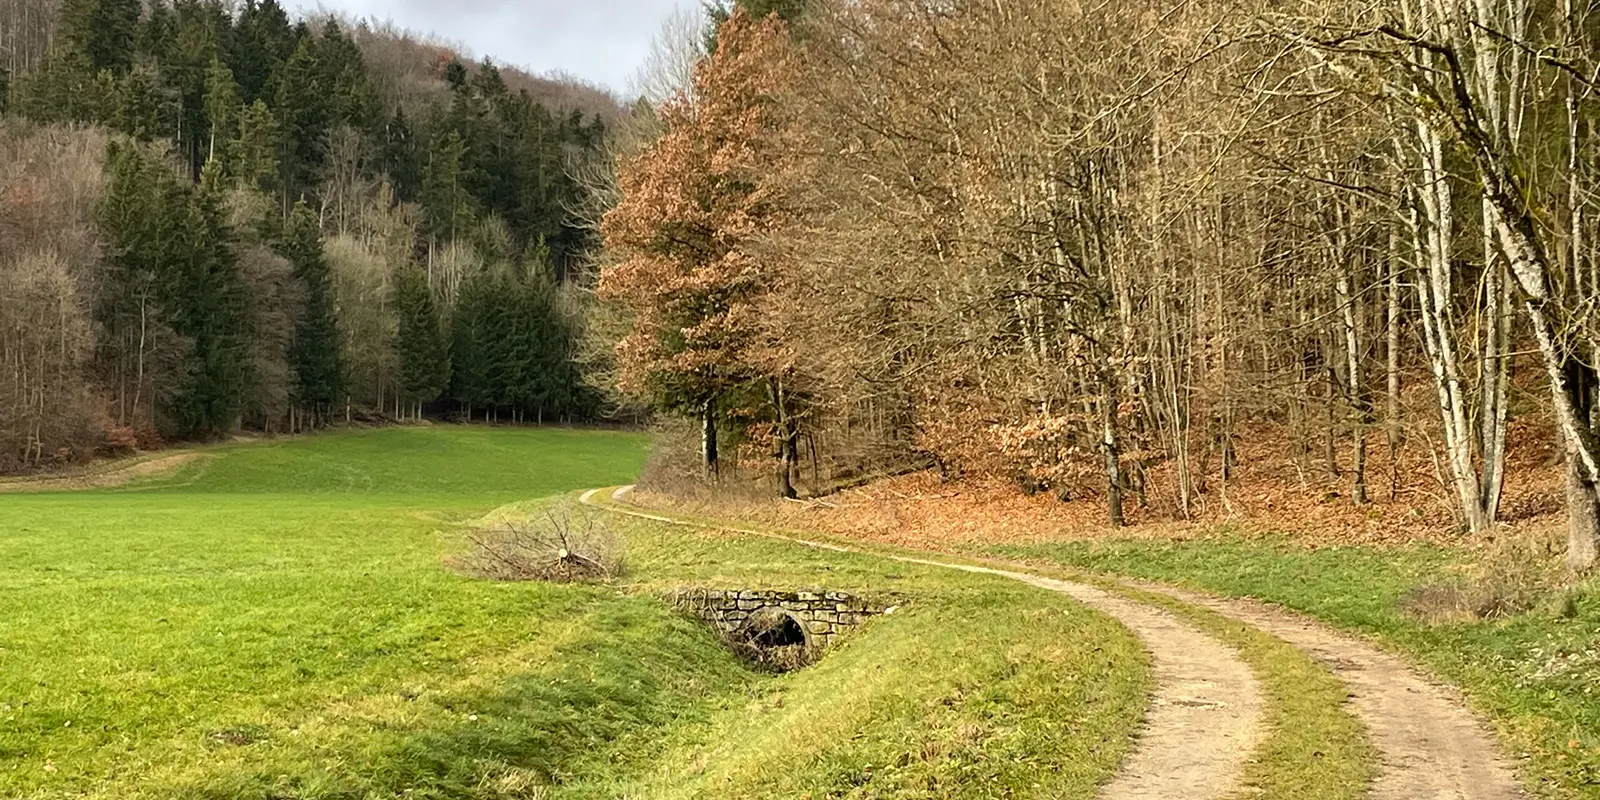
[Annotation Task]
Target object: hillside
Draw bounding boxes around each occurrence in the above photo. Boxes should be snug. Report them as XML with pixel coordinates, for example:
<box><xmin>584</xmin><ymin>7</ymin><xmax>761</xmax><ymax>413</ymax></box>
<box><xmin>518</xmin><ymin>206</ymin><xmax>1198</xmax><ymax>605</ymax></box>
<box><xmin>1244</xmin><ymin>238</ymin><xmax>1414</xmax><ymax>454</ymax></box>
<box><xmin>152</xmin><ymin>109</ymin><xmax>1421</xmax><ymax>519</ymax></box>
<box><xmin>0</xmin><ymin>0</ymin><xmax>621</xmax><ymax>474</ymax></box>
<box><xmin>347</xmin><ymin>19</ymin><xmax>622</xmax><ymax>121</ymax></box>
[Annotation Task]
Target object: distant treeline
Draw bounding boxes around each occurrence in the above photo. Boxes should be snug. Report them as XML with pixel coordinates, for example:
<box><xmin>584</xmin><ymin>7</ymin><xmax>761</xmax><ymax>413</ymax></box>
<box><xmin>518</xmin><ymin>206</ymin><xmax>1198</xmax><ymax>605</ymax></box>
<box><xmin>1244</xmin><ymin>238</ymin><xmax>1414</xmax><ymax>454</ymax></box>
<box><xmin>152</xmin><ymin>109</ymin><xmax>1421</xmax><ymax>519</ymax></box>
<box><xmin>0</xmin><ymin>0</ymin><xmax>615</xmax><ymax>472</ymax></box>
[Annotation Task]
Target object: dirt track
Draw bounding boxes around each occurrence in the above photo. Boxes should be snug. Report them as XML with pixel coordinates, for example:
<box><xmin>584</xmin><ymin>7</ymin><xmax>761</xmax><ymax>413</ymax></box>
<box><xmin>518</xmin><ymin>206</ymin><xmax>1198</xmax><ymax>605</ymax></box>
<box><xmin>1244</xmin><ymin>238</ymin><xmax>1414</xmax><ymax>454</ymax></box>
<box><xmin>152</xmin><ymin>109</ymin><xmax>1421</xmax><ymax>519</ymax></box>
<box><xmin>1141</xmin><ymin>584</ymin><xmax>1525</xmax><ymax>800</ymax></box>
<box><xmin>580</xmin><ymin>485</ymin><xmax>1528</xmax><ymax>800</ymax></box>
<box><xmin>0</xmin><ymin>453</ymin><xmax>202</xmax><ymax>492</ymax></box>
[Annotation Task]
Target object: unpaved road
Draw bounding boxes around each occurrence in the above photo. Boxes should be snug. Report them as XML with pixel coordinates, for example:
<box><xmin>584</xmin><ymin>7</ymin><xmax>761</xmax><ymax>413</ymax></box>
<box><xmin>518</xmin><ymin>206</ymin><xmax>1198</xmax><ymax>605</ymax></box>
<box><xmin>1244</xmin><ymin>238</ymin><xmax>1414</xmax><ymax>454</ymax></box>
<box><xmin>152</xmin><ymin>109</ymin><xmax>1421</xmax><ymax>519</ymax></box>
<box><xmin>0</xmin><ymin>453</ymin><xmax>202</xmax><ymax>492</ymax></box>
<box><xmin>580</xmin><ymin>486</ymin><xmax>1528</xmax><ymax>800</ymax></box>
<box><xmin>1139</xmin><ymin>583</ymin><xmax>1525</xmax><ymax>800</ymax></box>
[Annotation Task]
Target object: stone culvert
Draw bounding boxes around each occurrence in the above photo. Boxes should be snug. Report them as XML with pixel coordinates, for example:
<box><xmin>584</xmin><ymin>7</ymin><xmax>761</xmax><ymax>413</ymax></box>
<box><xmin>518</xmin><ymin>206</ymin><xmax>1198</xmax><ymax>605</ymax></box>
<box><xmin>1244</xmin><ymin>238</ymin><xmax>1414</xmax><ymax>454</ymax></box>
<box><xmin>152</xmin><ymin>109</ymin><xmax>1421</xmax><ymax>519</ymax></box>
<box><xmin>669</xmin><ymin>588</ymin><xmax>897</xmax><ymax>648</ymax></box>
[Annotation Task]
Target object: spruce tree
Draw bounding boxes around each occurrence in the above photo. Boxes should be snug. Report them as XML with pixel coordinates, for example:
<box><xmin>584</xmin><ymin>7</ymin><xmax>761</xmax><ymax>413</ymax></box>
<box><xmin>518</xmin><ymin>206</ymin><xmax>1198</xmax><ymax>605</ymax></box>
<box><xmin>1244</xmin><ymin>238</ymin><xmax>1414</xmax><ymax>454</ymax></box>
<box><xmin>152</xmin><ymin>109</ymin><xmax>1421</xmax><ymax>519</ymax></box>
<box><xmin>231</xmin><ymin>0</ymin><xmax>295</xmax><ymax>103</ymax></box>
<box><xmin>380</xmin><ymin>109</ymin><xmax>421</xmax><ymax>202</ymax></box>
<box><xmin>203</xmin><ymin>56</ymin><xmax>242</xmax><ymax>166</ymax></box>
<box><xmin>450</xmin><ymin>274</ymin><xmax>491</xmax><ymax>418</ymax></box>
<box><xmin>59</xmin><ymin>0</ymin><xmax>142</xmax><ymax>75</ymax></box>
<box><xmin>316</xmin><ymin>20</ymin><xmax>381</xmax><ymax>134</ymax></box>
<box><xmin>278</xmin><ymin>202</ymin><xmax>343</xmax><ymax>422</ymax></box>
<box><xmin>274</xmin><ymin>38</ymin><xmax>330</xmax><ymax>199</ymax></box>
<box><xmin>395</xmin><ymin>265</ymin><xmax>451</xmax><ymax>418</ymax></box>
<box><xmin>166</xmin><ymin>0</ymin><xmax>230</xmax><ymax>178</ymax></box>
<box><xmin>174</xmin><ymin>161</ymin><xmax>251</xmax><ymax>436</ymax></box>
<box><xmin>113</xmin><ymin>66</ymin><xmax>164</xmax><ymax>141</ymax></box>
<box><xmin>233</xmin><ymin>99</ymin><xmax>282</xmax><ymax>194</ymax></box>
<box><xmin>420</xmin><ymin>129</ymin><xmax>475</xmax><ymax>242</ymax></box>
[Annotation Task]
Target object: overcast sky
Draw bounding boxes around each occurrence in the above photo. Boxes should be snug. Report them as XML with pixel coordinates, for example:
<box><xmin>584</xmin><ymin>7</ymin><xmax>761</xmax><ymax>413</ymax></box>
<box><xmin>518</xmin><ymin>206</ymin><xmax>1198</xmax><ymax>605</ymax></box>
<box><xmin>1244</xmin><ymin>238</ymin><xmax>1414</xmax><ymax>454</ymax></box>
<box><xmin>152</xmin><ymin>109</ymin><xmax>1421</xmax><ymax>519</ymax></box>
<box><xmin>293</xmin><ymin>0</ymin><xmax>691</xmax><ymax>96</ymax></box>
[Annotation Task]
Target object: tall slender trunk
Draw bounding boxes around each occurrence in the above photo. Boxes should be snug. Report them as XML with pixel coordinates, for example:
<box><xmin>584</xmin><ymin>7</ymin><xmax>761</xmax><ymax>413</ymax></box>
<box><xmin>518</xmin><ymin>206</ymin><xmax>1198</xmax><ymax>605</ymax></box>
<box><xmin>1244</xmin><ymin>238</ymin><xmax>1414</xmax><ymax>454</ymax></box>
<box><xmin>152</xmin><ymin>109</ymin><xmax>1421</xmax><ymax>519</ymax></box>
<box><xmin>1100</xmin><ymin>367</ymin><xmax>1125</xmax><ymax>527</ymax></box>
<box><xmin>769</xmin><ymin>379</ymin><xmax>799</xmax><ymax>500</ymax></box>
<box><xmin>1336</xmin><ymin>266</ymin><xmax>1369</xmax><ymax>503</ymax></box>
<box><xmin>701</xmin><ymin>400</ymin><xmax>720</xmax><ymax>481</ymax></box>
<box><xmin>1387</xmin><ymin>228</ymin><xmax>1405</xmax><ymax>499</ymax></box>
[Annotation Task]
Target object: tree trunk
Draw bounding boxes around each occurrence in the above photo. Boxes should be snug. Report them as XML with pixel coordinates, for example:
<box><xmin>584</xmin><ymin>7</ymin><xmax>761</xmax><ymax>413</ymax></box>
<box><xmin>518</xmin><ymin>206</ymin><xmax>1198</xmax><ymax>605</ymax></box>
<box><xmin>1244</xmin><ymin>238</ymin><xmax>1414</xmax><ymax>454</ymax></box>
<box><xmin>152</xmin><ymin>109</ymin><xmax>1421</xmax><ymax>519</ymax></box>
<box><xmin>701</xmin><ymin>401</ymin><xmax>720</xmax><ymax>481</ymax></box>
<box><xmin>1336</xmin><ymin>268</ymin><xmax>1369</xmax><ymax>504</ymax></box>
<box><xmin>1386</xmin><ymin>229</ymin><xmax>1405</xmax><ymax>500</ymax></box>
<box><xmin>1100</xmin><ymin>369</ymin><xmax>1126</xmax><ymax>528</ymax></box>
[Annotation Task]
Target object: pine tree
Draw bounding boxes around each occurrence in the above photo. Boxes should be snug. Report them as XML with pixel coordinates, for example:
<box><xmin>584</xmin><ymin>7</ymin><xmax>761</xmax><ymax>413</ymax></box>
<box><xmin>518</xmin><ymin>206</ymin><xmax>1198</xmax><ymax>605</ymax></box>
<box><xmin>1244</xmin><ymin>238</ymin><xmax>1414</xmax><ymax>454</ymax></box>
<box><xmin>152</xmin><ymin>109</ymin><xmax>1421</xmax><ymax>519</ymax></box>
<box><xmin>113</xmin><ymin>66</ymin><xmax>165</xmax><ymax>141</ymax></box>
<box><xmin>231</xmin><ymin>0</ymin><xmax>295</xmax><ymax>103</ymax></box>
<box><xmin>0</xmin><ymin>65</ymin><xmax>10</xmax><ymax>116</ymax></box>
<box><xmin>278</xmin><ymin>202</ymin><xmax>343</xmax><ymax>422</ymax></box>
<box><xmin>394</xmin><ymin>265</ymin><xmax>451</xmax><ymax>418</ymax></box>
<box><xmin>420</xmin><ymin>129</ymin><xmax>475</xmax><ymax>242</ymax></box>
<box><xmin>173</xmin><ymin>161</ymin><xmax>251</xmax><ymax>436</ymax></box>
<box><xmin>58</xmin><ymin>0</ymin><xmax>142</xmax><ymax>75</ymax></box>
<box><xmin>275</xmin><ymin>38</ymin><xmax>330</xmax><ymax>199</ymax></box>
<box><xmin>203</xmin><ymin>56</ymin><xmax>242</xmax><ymax>165</ymax></box>
<box><xmin>380</xmin><ymin>108</ymin><xmax>421</xmax><ymax>202</ymax></box>
<box><xmin>233</xmin><ymin>99</ymin><xmax>282</xmax><ymax>194</ymax></box>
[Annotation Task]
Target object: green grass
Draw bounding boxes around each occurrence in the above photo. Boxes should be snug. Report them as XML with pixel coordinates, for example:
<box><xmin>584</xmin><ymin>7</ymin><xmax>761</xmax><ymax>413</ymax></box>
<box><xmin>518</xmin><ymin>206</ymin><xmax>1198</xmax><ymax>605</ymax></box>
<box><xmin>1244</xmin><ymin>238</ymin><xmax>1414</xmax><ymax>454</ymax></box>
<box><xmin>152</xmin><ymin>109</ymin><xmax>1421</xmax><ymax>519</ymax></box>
<box><xmin>0</xmin><ymin>427</ymin><xmax>1151</xmax><ymax>799</ymax></box>
<box><xmin>583</xmin><ymin>498</ymin><xmax>1378</xmax><ymax>800</ymax></box>
<box><xmin>998</xmin><ymin>537</ymin><xmax>1600</xmax><ymax>798</ymax></box>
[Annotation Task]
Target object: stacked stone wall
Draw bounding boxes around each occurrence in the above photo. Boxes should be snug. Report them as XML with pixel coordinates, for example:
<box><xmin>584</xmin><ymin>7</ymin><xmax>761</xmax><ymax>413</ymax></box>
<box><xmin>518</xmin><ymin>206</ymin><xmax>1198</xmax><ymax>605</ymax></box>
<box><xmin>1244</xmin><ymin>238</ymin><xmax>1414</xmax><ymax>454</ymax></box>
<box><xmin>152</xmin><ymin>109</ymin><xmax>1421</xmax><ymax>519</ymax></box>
<box><xmin>669</xmin><ymin>588</ymin><xmax>892</xmax><ymax>644</ymax></box>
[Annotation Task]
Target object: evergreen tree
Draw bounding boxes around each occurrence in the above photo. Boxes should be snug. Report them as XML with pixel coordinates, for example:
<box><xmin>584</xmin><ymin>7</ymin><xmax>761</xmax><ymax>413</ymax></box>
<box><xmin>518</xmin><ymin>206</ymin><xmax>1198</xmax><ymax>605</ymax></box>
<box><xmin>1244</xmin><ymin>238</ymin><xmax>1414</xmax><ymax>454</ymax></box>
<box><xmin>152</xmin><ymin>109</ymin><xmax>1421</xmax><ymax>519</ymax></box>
<box><xmin>101</xmin><ymin>148</ymin><xmax>249</xmax><ymax>437</ymax></box>
<box><xmin>14</xmin><ymin>50</ymin><xmax>113</xmax><ymax>125</ymax></box>
<box><xmin>277</xmin><ymin>202</ymin><xmax>343</xmax><ymax>420</ymax></box>
<box><xmin>420</xmin><ymin>129</ymin><xmax>475</xmax><ymax>242</ymax></box>
<box><xmin>172</xmin><ymin>161</ymin><xmax>251</xmax><ymax>435</ymax></box>
<box><xmin>394</xmin><ymin>265</ymin><xmax>451</xmax><ymax>417</ymax></box>
<box><xmin>450</xmin><ymin>273</ymin><xmax>492</xmax><ymax>417</ymax></box>
<box><xmin>137</xmin><ymin>2</ymin><xmax>176</xmax><ymax>62</ymax></box>
<box><xmin>230</xmin><ymin>0</ymin><xmax>295</xmax><ymax>103</ymax></box>
<box><xmin>203</xmin><ymin>56</ymin><xmax>242</xmax><ymax>165</ymax></box>
<box><xmin>58</xmin><ymin>0</ymin><xmax>142</xmax><ymax>75</ymax></box>
<box><xmin>379</xmin><ymin>108</ymin><xmax>421</xmax><ymax>202</ymax></box>
<box><xmin>442</xmin><ymin>59</ymin><xmax>468</xmax><ymax>90</ymax></box>
<box><xmin>706</xmin><ymin>0</ymin><xmax>807</xmax><ymax>51</ymax></box>
<box><xmin>274</xmin><ymin>37</ymin><xmax>329</xmax><ymax>198</ymax></box>
<box><xmin>233</xmin><ymin>99</ymin><xmax>282</xmax><ymax>194</ymax></box>
<box><xmin>113</xmin><ymin>66</ymin><xmax>165</xmax><ymax>141</ymax></box>
<box><xmin>166</xmin><ymin>0</ymin><xmax>231</xmax><ymax>178</ymax></box>
<box><xmin>0</xmin><ymin>65</ymin><xmax>10</xmax><ymax>116</ymax></box>
<box><xmin>316</xmin><ymin>20</ymin><xmax>381</xmax><ymax>134</ymax></box>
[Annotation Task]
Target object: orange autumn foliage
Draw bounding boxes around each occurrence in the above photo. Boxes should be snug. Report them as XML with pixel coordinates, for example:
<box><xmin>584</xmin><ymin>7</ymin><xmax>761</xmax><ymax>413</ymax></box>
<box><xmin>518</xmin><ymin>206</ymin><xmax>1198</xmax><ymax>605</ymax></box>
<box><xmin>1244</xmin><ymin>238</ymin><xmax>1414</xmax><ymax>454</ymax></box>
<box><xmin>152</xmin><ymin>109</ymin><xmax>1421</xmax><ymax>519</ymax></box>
<box><xmin>599</xmin><ymin>9</ymin><xmax>799</xmax><ymax>414</ymax></box>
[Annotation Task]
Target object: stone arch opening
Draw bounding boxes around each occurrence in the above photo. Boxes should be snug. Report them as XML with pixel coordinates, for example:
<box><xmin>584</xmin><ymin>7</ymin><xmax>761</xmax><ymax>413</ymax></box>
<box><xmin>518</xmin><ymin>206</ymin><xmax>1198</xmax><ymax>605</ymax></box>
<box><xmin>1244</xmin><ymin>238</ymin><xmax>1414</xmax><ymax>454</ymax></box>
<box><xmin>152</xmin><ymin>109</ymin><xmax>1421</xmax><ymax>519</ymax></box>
<box><xmin>743</xmin><ymin>609</ymin><xmax>810</xmax><ymax>649</ymax></box>
<box><xmin>737</xmin><ymin>609</ymin><xmax>815</xmax><ymax>671</ymax></box>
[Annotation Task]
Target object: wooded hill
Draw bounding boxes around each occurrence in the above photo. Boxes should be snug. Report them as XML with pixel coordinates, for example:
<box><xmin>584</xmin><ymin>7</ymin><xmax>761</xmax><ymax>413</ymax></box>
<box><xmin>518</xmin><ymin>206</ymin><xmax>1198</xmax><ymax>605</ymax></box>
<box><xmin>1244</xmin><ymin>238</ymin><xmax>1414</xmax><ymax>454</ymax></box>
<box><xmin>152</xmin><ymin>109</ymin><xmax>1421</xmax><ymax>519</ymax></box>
<box><xmin>600</xmin><ymin>0</ymin><xmax>1600</xmax><ymax>570</ymax></box>
<box><xmin>0</xmin><ymin>0</ymin><xmax>616</xmax><ymax>473</ymax></box>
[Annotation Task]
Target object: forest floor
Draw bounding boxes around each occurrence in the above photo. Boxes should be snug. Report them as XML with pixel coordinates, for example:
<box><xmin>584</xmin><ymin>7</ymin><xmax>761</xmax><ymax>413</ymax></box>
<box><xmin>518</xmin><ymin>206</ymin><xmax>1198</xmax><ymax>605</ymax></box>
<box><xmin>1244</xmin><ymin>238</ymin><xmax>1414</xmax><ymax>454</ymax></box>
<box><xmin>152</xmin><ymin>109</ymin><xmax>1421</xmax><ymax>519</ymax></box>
<box><xmin>0</xmin><ymin>427</ymin><xmax>1167</xmax><ymax>799</ymax></box>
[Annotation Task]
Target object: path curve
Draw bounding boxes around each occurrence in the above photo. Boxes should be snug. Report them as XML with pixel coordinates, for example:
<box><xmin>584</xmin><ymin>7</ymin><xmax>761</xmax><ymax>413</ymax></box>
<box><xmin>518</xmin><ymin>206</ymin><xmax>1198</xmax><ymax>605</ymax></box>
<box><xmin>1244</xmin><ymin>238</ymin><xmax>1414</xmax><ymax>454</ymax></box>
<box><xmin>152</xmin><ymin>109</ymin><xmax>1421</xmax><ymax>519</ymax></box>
<box><xmin>1135</xmin><ymin>583</ymin><xmax>1525</xmax><ymax>800</ymax></box>
<box><xmin>580</xmin><ymin>487</ymin><xmax>1265</xmax><ymax>800</ymax></box>
<box><xmin>0</xmin><ymin>453</ymin><xmax>203</xmax><ymax>493</ymax></box>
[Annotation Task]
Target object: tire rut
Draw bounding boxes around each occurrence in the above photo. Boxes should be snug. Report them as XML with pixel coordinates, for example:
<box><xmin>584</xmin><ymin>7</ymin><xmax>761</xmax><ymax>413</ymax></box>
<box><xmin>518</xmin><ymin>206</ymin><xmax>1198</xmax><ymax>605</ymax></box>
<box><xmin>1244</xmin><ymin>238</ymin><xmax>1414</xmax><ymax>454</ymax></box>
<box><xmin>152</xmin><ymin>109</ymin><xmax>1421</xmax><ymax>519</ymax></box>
<box><xmin>1135</xmin><ymin>583</ymin><xmax>1526</xmax><ymax>800</ymax></box>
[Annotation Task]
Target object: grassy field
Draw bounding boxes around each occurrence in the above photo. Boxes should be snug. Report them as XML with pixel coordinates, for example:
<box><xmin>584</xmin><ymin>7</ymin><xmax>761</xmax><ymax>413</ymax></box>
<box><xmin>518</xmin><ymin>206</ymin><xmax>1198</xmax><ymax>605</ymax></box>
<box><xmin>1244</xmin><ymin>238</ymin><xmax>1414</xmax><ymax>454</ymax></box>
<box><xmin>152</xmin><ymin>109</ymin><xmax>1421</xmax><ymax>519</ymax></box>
<box><xmin>0</xmin><ymin>427</ymin><xmax>1150</xmax><ymax>799</ymax></box>
<box><xmin>997</xmin><ymin>538</ymin><xmax>1600</xmax><ymax>797</ymax></box>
